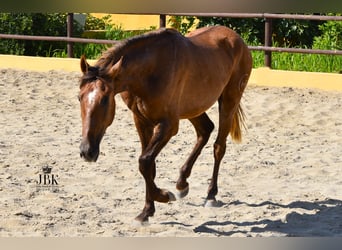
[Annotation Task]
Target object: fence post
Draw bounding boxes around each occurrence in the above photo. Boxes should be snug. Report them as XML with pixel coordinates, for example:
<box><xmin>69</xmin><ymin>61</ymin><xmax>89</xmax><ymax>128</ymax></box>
<box><xmin>67</xmin><ymin>13</ymin><xmax>74</xmax><ymax>58</ymax></box>
<box><xmin>160</xmin><ymin>14</ymin><xmax>166</xmax><ymax>28</ymax></box>
<box><xmin>264</xmin><ymin>17</ymin><xmax>272</xmax><ymax>68</ymax></box>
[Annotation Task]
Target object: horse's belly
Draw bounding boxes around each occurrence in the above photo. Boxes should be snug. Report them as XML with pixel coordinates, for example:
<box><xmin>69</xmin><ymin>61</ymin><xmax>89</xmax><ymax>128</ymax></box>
<box><xmin>176</xmin><ymin>52</ymin><xmax>233</xmax><ymax>119</ymax></box>
<box><xmin>178</xmin><ymin>91</ymin><xmax>222</xmax><ymax>119</ymax></box>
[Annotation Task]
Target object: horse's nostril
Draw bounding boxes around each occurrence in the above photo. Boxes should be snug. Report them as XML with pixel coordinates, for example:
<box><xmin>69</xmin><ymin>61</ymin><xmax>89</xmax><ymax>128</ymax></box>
<box><xmin>79</xmin><ymin>142</ymin><xmax>99</xmax><ymax>162</ymax></box>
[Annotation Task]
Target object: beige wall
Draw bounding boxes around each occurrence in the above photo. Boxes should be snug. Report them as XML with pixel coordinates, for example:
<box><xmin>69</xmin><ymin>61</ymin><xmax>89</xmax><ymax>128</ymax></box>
<box><xmin>89</xmin><ymin>14</ymin><xmax>198</xmax><ymax>31</ymax></box>
<box><xmin>91</xmin><ymin>14</ymin><xmax>165</xmax><ymax>30</ymax></box>
<box><xmin>1</xmin><ymin>55</ymin><xmax>341</xmax><ymax>91</ymax></box>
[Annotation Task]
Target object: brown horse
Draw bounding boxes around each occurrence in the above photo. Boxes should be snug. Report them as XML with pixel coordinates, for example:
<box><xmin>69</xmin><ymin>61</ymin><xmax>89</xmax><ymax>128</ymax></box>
<box><xmin>78</xmin><ymin>26</ymin><xmax>252</xmax><ymax>224</ymax></box>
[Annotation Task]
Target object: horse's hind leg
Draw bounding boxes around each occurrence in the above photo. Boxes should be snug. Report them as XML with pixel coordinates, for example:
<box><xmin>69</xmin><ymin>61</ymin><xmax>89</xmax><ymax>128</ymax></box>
<box><xmin>205</xmin><ymin>98</ymin><xmax>234</xmax><ymax>207</ymax></box>
<box><xmin>176</xmin><ymin>113</ymin><xmax>214</xmax><ymax>198</ymax></box>
<box><xmin>206</xmin><ymin>80</ymin><xmax>246</xmax><ymax>207</ymax></box>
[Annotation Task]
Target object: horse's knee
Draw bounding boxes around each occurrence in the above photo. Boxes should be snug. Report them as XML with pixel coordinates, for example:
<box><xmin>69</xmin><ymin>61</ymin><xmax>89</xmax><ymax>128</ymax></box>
<box><xmin>138</xmin><ymin>154</ymin><xmax>154</xmax><ymax>176</ymax></box>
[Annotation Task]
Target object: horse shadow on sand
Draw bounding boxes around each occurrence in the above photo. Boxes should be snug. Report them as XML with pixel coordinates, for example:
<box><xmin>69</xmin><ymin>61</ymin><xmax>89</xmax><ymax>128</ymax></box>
<box><xmin>161</xmin><ymin>198</ymin><xmax>342</xmax><ymax>236</ymax></box>
<box><xmin>190</xmin><ymin>198</ymin><xmax>342</xmax><ymax>236</ymax></box>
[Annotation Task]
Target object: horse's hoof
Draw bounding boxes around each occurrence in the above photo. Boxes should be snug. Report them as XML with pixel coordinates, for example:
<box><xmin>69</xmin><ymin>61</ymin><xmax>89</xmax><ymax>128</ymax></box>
<box><xmin>176</xmin><ymin>186</ymin><xmax>189</xmax><ymax>199</ymax></box>
<box><xmin>204</xmin><ymin>199</ymin><xmax>221</xmax><ymax>207</ymax></box>
<box><xmin>168</xmin><ymin>191</ymin><xmax>176</xmax><ymax>202</ymax></box>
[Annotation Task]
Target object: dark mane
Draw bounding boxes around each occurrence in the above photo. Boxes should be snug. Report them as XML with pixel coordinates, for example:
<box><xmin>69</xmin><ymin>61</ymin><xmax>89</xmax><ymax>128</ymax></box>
<box><xmin>80</xmin><ymin>28</ymin><xmax>181</xmax><ymax>87</ymax></box>
<box><xmin>96</xmin><ymin>28</ymin><xmax>180</xmax><ymax>68</ymax></box>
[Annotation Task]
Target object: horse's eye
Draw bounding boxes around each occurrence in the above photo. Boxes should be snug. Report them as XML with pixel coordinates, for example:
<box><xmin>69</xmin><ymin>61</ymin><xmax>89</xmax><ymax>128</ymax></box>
<box><xmin>77</xmin><ymin>95</ymin><xmax>81</xmax><ymax>102</ymax></box>
<box><xmin>100</xmin><ymin>96</ymin><xmax>109</xmax><ymax>106</ymax></box>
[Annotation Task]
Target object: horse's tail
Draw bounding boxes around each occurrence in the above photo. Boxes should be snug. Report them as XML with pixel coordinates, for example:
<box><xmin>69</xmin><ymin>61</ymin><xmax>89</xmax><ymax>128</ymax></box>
<box><xmin>230</xmin><ymin>104</ymin><xmax>246</xmax><ymax>143</ymax></box>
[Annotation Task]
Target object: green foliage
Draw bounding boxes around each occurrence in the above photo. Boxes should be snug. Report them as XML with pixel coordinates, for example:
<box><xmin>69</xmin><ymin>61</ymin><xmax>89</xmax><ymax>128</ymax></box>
<box><xmin>251</xmin><ymin>49</ymin><xmax>342</xmax><ymax>73</ymax></box>
<box><xmin>73</xmin><ymin>21</ymin><xmax>156</xmax><ymax>59</ymax></box>
<box><xmin>84</xmin><ymin>14</ymin><xmax>112</xmax><ymax>30</ymax></box>
<box><xmin>105</xmin><ymin>24</ymin><xmax>136</xmax><ymax>40</ymax></box>
<box><xmin>196</xmin><ymin>15</ymin><xmax>341</xmax><ymax>73</ymax></box>
<box><xmin>73</xmin><ymin>43</ymin><xmax>107</xmax><ymax>60</ymax></box>
<box><xmin>272</xmin><ymin>53</ymin><xmax>341</xmax><ymax>73</ymax></box>
<box><xmin>72</xmin><ymin>15</ymin><xmax>114</xmax><ymax>59</ymax></box>
<box><xmin>0</xmin><ymin>13</ymin><xmax>84</xmax><ymax>56</ymax></box>
<box><xmin>313</xmin><ymin>19</ymin><xmax>342</xmax><ymax>50</ymax></box>
<box><xmin>272</xmin><ymin>18</ymin><xmax>322</xmax><ymax>48</ymax></box>
<box><xmin>0</xmin><ymin>13</ymin><xmax>152</xmax><ymax>59</ymax></box>
<box><xmin>265</xmin><ymin>17</ymin><xmax>342</xmax><ymax>73</ymax></box>
<box><xmin>26</xmin><ymin>13</ymin><xmax>69</xmax><ymax>56</ymax></box>
<box><xmin>197</xmin><ymin>17</ymin><xmax>264</xmax><ymax>45</ymax></box>
<box><xmin>168</xmin><ymin>16</ymin><xmax>196</xmax><ymax>35</ymax></box>
<box><xmin>0</xmin><ymin>13</ymin><xmax>33</xmax><ymax>55</ymax></box>
<box><xmin>196</xmin><ymin>15</ymin><xmax>324</xmax><ymax>48</ymax></box>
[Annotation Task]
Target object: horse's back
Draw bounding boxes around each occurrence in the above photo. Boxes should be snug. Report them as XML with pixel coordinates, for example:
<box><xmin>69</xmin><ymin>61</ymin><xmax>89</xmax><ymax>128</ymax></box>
<box><xmin>187</xmin><ymin>25</ymin><xmax>238</xmax><ymax>40</ymax></box>
<box><xmin>187</xmin><ymin>26</ymin><xmax>250</xmax><ymax>59</ymax></box>
<box><xmin>187</xmin><ymin>25</ymin><xmax>252</xmax><ymax>86</ymax></box>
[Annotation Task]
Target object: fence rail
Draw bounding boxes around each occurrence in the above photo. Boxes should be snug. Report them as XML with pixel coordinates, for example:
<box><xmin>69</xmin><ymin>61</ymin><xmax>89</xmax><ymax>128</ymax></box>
<box><xmin>0</xmin><ymin>13</ymin><xmax>341</xmax><ymax>68</ymax></box>
<box><xmin>164</xmin><ymin>13</ymin><xmax>342</xmax><ymax>21</ymax></box>
<box><xmin>0</xmin><ymin>33</ymin><xmax>118</xmax><ymax>45</ymax></box>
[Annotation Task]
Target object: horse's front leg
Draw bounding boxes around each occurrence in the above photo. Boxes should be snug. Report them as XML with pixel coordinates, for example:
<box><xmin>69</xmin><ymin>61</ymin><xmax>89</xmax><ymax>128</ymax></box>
<box><xmin>176</xmin><ymin>113</ymin><xmax>214</xmax><ymax>198</ymax></box>
<box><xmin>135</xmin><ymin>120</ymin><xmax>177</xmax><ymax>224</ymax></box>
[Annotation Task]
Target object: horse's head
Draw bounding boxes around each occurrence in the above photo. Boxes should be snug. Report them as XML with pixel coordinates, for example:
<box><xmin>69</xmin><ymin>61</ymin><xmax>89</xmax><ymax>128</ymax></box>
<box><xmin>78</xmin><ymin>56</ymin><xmax>122</xmax><ymax>162</ymax></box>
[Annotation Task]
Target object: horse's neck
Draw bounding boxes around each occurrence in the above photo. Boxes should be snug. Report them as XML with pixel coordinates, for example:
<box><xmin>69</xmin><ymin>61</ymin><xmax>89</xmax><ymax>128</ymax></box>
<box><xmin>106</xmin><ymin>30</ymin><xmax>177</xmax><ymax>94</ymax></box>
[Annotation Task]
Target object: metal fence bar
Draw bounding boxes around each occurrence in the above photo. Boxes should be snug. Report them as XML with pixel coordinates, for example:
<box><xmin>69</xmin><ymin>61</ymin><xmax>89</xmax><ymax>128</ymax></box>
<box><xmin>264</xmin><ymin>18</ymin><xmax>272</xmax><ymax>67</ymax></box>
<box><xmin>2</xmin><ymin>33</ymin><xmax>341</xmax><ymax>56</ymax></box>
<box><xmin>159</xmin><ymin>14</ymin><xmax>166</xmax><ymax>28</ymax></box>
<box><xmin>249</xmin><ymin>46</ymin><xmax>342</xmax><ymax>55</ymax></box>
<box><xmin>67</xmin><ymin>13</ymin><xmax>74</xmax><ymax>58</ymax></box>
<box><xmin>0</xmin><ymin>33</ymin><xmax>118</xmax><ymax>45</ymax></box>
<box><xmin>166</xmin><ymin>13</ymin><xmax>342</xmax><ymax>21</ymax></box>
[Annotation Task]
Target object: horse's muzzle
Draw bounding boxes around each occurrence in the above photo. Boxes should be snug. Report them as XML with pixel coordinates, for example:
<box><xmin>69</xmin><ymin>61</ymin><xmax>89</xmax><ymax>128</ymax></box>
<box><xmin>80</xmin><ymin>142</ymin><xmax>99</xmax><ymax>162</ymax></box>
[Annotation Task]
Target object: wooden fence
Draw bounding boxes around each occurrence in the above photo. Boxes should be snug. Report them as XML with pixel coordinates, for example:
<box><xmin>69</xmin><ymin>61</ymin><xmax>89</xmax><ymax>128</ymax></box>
<box><xmin>0</xmin><ymin>13</ymin><xmax>341</xmax><ymax>68</ymax></box>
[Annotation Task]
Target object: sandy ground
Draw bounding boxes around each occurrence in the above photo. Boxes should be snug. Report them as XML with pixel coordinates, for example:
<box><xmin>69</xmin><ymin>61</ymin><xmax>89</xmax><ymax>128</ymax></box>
<box><xmin>0</xmin><ymin>68</ymin><xmax>341</xmax><ymax>237</ymax></box>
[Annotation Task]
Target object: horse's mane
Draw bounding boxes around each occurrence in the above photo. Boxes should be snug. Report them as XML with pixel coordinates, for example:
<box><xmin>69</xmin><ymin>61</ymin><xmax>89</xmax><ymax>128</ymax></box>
<box><xmin>97</xmin><ymin>28</ymin><xmax>179</xmax><ymax>68</ymax></box>
<box><xmin>80</xmin><ymin>28</ymin><xmax>180</xmax><ymax>87</ymax></box>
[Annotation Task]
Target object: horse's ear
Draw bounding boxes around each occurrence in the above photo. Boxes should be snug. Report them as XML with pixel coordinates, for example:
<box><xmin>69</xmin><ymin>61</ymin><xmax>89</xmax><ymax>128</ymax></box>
<box><xmin>109</xmin><ymin>56</ymin><xmax>123</xmax><ymax>78</ymax></box>
<box><xmin>80</xmin><ymin>55</ymin><xmax>90</xmax><ymax>74</ymax></box>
